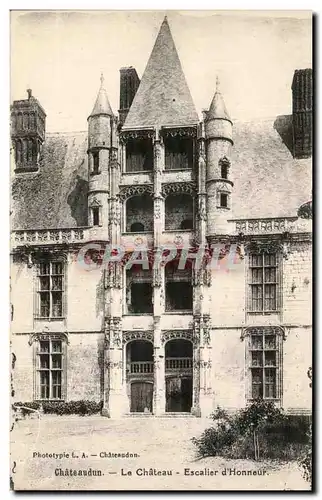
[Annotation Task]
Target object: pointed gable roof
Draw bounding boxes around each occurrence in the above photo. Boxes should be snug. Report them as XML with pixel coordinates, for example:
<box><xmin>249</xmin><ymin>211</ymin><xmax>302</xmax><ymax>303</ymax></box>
<box><xmin>89</xmin><ymin>74</ymin><xmax>113</xmax><ymax>118</ymax></box>
<box><xmin>207</xmin><ymin>77</ymin><xmax>232</xmax><ymax>123</ymax></box>
<box><xmin>123</xmin><ymin>17</ymin><xmax>199</xmax><ymax>129</ymax></box>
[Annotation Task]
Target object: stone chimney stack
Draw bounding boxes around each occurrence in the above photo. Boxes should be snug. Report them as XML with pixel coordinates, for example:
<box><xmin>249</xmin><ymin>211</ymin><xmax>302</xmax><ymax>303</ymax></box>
<box><xmin>292</xmin><ymin>68</ymin><xmax>312</xmax><ymax>159</ymax></box>
<box><xmin>118</xmin><ymin>67</ymin><xmax>140</xmax><ymax>127</ymax></box>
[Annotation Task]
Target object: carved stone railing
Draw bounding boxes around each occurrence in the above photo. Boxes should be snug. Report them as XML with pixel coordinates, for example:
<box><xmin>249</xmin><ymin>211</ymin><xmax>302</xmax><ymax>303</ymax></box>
<box><xmin>165</xmin><ymin>357</ymin><xmax>193</xmax><ymax>370</ymax></box>
<box><xmin>130</xmin><ymin>361</ymin><xmax>154</xmax><ymax>374</ymax></box>
<box><xmin>12</xmin><ymin>227</ymin><xmax>90</xmax><ymax>247</ymax></box>
<box><xmin>230</xmin><ymin>217</ymin><xmax>298</xmax><ymax>235</ymax></box>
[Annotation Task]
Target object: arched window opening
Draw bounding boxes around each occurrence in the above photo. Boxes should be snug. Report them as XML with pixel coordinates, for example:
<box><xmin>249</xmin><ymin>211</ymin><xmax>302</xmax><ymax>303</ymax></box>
<box><xmin>126</xmin><ymin>138</ymin><xmax>153</xmax><ymax>172</ymax></box>
<box><xmin>165</xmin><ymin>259</ymin><xmax>193</xmax><ymax>312</ymax></box>
<box><xmin>165</xmin><ymin>339</ymin><xmax>193</xmax><ymax>413</ymax></box>
<box><xmin>126</xmin><ymin>268</ymin><xmax>153</xmax><ymax>314</ymax></box>
<box><xmin>165</xmin><ymin>193</ymin><xmax>193</xmax><ymax>231</ymax></box>
<box><xmin>164</xmin><ymin>136</ymin><xmax>194</xmax><ymax>170</ymax></box>
<box><xmin>125</xmin><ymin>194</ymin><xmax>153</xmax><ymax>232</ymax></box>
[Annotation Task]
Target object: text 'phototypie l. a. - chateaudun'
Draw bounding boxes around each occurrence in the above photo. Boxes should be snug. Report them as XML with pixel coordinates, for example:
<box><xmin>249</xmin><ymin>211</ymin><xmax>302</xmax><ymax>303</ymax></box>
<box><xmin>10</xmin><ymin>17</ymin><xmax>312</xmax><ymax>417</ymax></box>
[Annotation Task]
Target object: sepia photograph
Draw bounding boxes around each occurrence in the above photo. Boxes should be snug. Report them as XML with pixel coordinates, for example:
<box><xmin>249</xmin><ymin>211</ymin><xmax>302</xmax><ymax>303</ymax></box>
<box><xmin>10</xmin><ymin>10</ymin><xmax>313</xmax><ymax>491</ymax></box>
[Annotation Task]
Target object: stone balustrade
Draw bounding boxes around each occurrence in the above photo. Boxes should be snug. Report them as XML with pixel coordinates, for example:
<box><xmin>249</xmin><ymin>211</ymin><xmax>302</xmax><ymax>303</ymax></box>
<box><xmin>130</xmin><ymin>361</ymin><xmax>154</xmax><ymax>374</ymax></box>
<box><xmin>12</xmin><ymin>227</ymin><xmax>89</xmax><ymax>247</ymax></box>
<box><xmin>165</xmin><ymin>357</ymin><xmax>193</xmax><ymax>370</ymax></box>
<box><xmin>231</xmin><ymin>217</ymin><xmax>298</xmax><ymax>235</ymax></box>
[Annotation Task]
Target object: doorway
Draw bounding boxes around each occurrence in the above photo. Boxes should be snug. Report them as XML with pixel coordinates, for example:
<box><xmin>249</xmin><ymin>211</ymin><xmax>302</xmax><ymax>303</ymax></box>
<box><xmin>130</xmin><ymin>382</ymin><xmax>153</xmax><ymax>413</ymax></box>
<box><xmin>165</xmin><ymin>377</ymin><xmax>192</xmax><ymax>412</ymax></box>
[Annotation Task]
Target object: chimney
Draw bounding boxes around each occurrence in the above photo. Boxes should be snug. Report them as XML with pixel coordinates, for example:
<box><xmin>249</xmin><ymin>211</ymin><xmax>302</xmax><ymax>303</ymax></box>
<box><xmin>118</xmin><ymin>67</ymin><xmax>140</xmax><ymax>127</ymax></box>
<box><xmin>10</xmin><ymin>90</ymin><xmax>46</xmax><ymax>172</ymax></box>
<box><xmin>292</xmin><ymin>68</ymin><xmax>312</xmax><ymax>159</ymax></box>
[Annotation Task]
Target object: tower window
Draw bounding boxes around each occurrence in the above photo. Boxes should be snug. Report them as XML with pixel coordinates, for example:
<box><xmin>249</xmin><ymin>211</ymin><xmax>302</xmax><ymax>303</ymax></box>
<box><xmin>221</xmin><ymin>164</ymin><xmax>228</xmax><ymax>179</ymax></box>
<box><xmin>220</xmin><ymin>193</ymin><xmax>228</xmax><ymax>208</ymax></box>
<box><xmin>92</xmin><ymin>152</ymin><xmax>100</xmax><ymax>174</ymax></box>
<box><xmin>92</xmin><ymin>207</ymin><xmax>100</xmax><ymax>226</ymax></box>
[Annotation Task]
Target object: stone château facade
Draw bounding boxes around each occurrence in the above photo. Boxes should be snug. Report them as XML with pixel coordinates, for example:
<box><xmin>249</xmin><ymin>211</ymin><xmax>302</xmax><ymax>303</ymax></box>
<box><xmin>10</xmin><ymin>17</ymin><xmax>312</xmax><ymax>417</ymax></box>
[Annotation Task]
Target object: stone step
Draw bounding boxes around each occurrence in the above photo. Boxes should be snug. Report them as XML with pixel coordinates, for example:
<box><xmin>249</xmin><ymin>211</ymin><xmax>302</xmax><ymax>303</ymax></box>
<box><xmin>124</xmin><ymin>412</ymin><xmax>196</xmax><ymax>418</ymax></box>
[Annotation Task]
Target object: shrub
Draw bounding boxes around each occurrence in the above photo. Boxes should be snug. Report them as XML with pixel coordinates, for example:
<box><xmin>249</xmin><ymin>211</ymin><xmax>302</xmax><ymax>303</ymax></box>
<box><xmin>13</xmin><ymin>400</ymin><xmax>103</xmax><ymax>416</ymax></box>
<box><xmin>193</xmin><ymin>401</ymin><xmax>310</xmax><ymax>461</ymax></box>
<box><xmin>13</xmin><ymin>401</ymin><xmax>41</xmax><ymax>417</ymax></box>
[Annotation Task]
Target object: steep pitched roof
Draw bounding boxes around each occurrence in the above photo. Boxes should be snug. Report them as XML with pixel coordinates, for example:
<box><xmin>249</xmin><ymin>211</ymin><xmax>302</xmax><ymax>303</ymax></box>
<box><xmin>123</xmin><ymin>17</ymin><xmax>199</xmax><ymax>129</ymax></box>
<box><xmin>207</xmin><ymin>77</ymin><xmax>232</xmax><ymax>123</ymax></box>
<box><xmin>230</xmin><ymin>116</ymin><xmax>311</xmax><ymax>218</ymax></box>
<box><xmin>89</xmin><ymin>74</ymin><xmax>113</xmax><ymax>117</ymax></box>
<box><xmin>11</xmin><ymin>132</ymin><xmax>89</xmax><ymax>230</ymax></box>
<box><xmin>11</xmin><ymin>116</ymin><xmax>311</xmax><ymax>231</ymax></box>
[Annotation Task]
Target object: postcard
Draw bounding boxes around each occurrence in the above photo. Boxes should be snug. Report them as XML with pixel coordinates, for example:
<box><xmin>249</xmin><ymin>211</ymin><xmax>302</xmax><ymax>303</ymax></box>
<box><xmin>10</xmin><ymin>10</ymin><xmax>312</xmax><ymax>491</ymax></box>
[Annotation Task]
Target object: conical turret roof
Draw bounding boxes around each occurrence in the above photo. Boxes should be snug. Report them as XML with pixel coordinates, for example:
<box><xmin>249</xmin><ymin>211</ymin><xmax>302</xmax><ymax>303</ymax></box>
<box><xmin>207</xmin><ymin>77</ymin><xmax>231</xmax><ymax>122</ymax></box>
<box><xmin>123</xmin><ymin>17</ymin><xmax>199</xmax><ymax>129</ymax></box>
<box><xmin>89</xmin><ymin>74</ymin><xmax>113</xmax><ymax>117</ymax></box>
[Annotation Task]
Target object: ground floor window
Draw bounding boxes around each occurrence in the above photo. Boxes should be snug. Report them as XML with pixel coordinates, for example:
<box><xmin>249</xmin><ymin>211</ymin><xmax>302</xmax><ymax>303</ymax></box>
<box><xmin>247</xmin><ymin>326</ymin><xmax>283</xmax><ymax>401</ymax></box>
<box><xmin>36</xmin><ymin>338</ymin><xmax>65</xmax><ymax>400</ymax></box>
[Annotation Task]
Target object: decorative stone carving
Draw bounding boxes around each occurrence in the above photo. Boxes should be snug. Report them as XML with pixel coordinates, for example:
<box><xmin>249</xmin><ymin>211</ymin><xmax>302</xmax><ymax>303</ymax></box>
<box><xmin>13</xmin><ymin>229</ymin><xmax>86</xmax><ymax>247</ymax></box>
<box><xmin>122</xmin><ymin>330</ymin><xmax>154</xmax><ymax>344</ymax></box>
<box><xmin>192</xmin><ymin>316</ymin><xmax>201</xmax><ymax>345</ymax></box>
<box><xmin>198</xmin><ymin>139</ymin><xmax>206</xmax><ymax>163</ymax></box>
<box><xmin>161</xmin><ymin>330</ymin><xmax>193</xmax><ymax>344</ymax></box>
<box><xmin>245</xmin><ymin>239</ymin><xmax>285</xmax><ymax>256</ymax></box>
<box><xmin>203</xmin><ymin>314</ymin><xmax>211</xmax><ymax>345</ymax></box>
<box><xmin>154</xmin><ymin>197</ymin><xmax>162</xmax><ymax>219</ymax></box>
<box><xmin>203</xmin><ymin>268</ymin><xmax>212</xmax><ymax>287</ymax></box>
<box><xmin>153</xmin><ymin>141</ymin><xmax>162</xmax><ymax>161</ymax></box>
<box><xmin>161</xmin><ymin>182</ymin><xmax>196</xmax><ymax>198</ymax></box>
<box><xmin>89</xmin><ymin>197</ymin><xmax>101</xmax><ymax>208</ymax></box>
<box><xmin>118</xmin><ymin>184</ymin><xmax>153</xmax><ymax>201</ymax></box>
<box><xmin>105</xmin><ymin>317</ymin><xmax>122</xmax><ymax>347</ymax></box>
<box><xmin>28</xmin><ymin>331</ymin><xmax>69</xmax><ymax>346</ymax></box>
<box><xmin>235</xmin><ymin>221</ymin><xmax>247</xmax><ymax>233</ymax></box>
<box><xmin>119</xmin><ymin>129</ymin><xmax>155</xmax><ymax>142</ymax></box>
<box><xmin>153</xmin><ymin>268</ymin><xmax>162</xmax><ymax>288</ymax></box>
<box><xmin>173</xmin><ymin>235</ymin><xmax>183</xmax><ymax>246</ymax></box>
<box><xmin>196</xmin><ymin>197</ymin><xmax>207</xmax><ymax>221</ymax></box>
<box><xmin>161</xmin><ymin>127</ymin><xmax>197</xmax><ymax>139</ymax></box>
<box><xmin>234</xmin><ymin>217</ymin><xmax>296</xmax><ymax>235</ymax></box>
<box><xmin>240</xmin><ymin>325</ymin><xmax>286</xmax><ymax>341</ymax></box>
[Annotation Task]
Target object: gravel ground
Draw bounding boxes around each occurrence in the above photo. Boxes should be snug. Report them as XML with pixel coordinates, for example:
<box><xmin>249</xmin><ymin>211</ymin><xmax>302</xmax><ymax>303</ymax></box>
<box><xmin>10</xmin><ymin>415</ymin><xmax>310</xmax><ymax>491</ymax></box>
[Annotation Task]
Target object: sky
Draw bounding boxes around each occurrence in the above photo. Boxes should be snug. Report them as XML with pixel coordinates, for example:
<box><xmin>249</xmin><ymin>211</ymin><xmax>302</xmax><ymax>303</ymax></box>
<box><xmin>10</xmin><ymin>10</ymin><xmax>312</xmax><ymax>133</ymax></box>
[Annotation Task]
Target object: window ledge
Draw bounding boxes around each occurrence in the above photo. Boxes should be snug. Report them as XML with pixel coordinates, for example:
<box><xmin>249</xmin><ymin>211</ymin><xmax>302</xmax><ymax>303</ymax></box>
<box><xmin>123</xmin><ymin>313</ymin><xmax>153</xmax><ymax>316</ymax></box>
<box><xmin>216</xmin><ymin>206</ymin><xmax>230</xmax><ymax>210</ymax></box>
<box><xmin>164</xmin><ymin>311</ymin><xmax>193</xmax><ymax>315</ymax></box>
<box><xmin>247</xmin><ymin>311</ymin><xmax>280</xmax><ymax>315</ymax></box>
<box><xmin>163</xmin><ymin>229</ymin><xmax>194</xmax><ymax>233</ymax></box>
<box><xmin>163</xmin><ymin>168</ymin><xmax>192</xmax><ymax>172</ymax></box>
<box><xmin>34</xmin><ymin>317</ymin><xmax>65</xmax><ymax>321</ymax></box>
<box><xmin>123</xmin><ymin>170</ymin><xmax>153</xmax><ymax>174</ymax></box>
<box><xmin>122</xmin><ymin>232</ymin><xmax>153</xmax><ymax>236</ymax></box>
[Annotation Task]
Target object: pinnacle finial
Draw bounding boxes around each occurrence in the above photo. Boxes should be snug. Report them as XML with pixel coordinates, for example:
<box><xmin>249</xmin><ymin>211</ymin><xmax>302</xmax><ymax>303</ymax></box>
<box><xmin>100</xmin><ymin>73</ymin><xmax>104</xmax><ymax>87</ymax></box>
<box><xmin>216</xmin><ymin>76</ymin><xmax>220</xmax><ymax>93</ymax></box>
